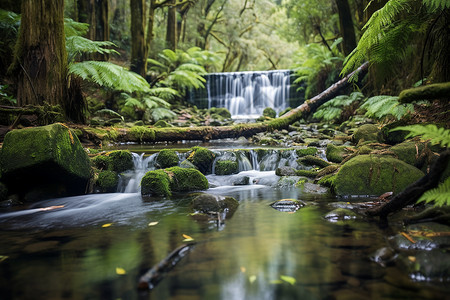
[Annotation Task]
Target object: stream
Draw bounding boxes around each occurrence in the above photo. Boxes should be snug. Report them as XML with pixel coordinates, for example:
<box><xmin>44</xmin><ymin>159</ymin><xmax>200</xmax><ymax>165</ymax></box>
<box><xmin>0</xmin><ymin>146</ymin><xmax>448</xmax><ymax>299</ymax></box>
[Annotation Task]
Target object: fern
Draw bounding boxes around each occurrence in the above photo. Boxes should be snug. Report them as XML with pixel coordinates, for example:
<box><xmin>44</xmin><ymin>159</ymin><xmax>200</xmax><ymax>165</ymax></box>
<box><xmin>417</xmin><ymin>177</ymin><xmax>450</xmax><ymax>206</ymax></box>
<box><xmin>390</xmin><ymin>124</ymin><xmax>450</xmax><ymax>147</ymax></box>
<box><xmin>313</xmin><ymin>92</ymin><xmax>364</xmax><ymax>123</ymax></box>
<box><xmin>69</xmin><ymin>61</ymin><xmax>150</xmax><ymax>93</ymax></box>
<box><xmin>150</xmin><ymin>107</ymin><xmax>177</xmax><ymax>122</ymax></box>
<box><xmin>361</xmin><ymin>95</ymin><xmax>414</xmax><ymax>120</ymax></box>
<box><xmin>423</xmin><ymin>0</ymin><xmax>450</xmax><ymax>10</ymax></box>
<box><xmin>64</xmin><ymin>18</ymin><xmax>89</xmax><ymax>37</ymax></box>
<box><xmin>66</xmin><ymin>36</ymin><xmax>119</xmax><ymax>62</ymax></box>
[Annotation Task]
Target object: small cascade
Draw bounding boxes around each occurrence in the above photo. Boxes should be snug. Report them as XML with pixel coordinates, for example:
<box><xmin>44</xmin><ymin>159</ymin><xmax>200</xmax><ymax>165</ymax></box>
<box><xmin>250</xmin><ymin>150</ymin><xmax>260</xmax><ymax>171</ymax></box>
<box><xmin>258</xmin><ymin>149</ymin><xmax>299</xmax><ymax>171</ymax></box>
<box><xmin>117</xmin><ymin>153</ymin><xmax>157</xmax><ymax>193</ymax></box>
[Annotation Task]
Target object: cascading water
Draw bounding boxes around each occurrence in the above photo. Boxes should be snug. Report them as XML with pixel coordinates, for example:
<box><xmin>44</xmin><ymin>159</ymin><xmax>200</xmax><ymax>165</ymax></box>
<box><xmin>117</xmin><ymin>153</ymin><xmax>156</xmax><ymax>193</ymax></box>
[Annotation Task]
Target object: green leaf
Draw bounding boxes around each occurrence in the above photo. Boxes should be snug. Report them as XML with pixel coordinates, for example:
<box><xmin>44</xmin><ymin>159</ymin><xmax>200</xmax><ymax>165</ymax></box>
<box><xmin>417</xmin><ymin>177</ymin><xmax>450</xmax><ymax>207</ymax></box>
<box><xmin>280</xmin><ymin>275</ymin><xmax>296</xmax><ymax>285</ymax></box>
<box><xmin>390</xmin><ymin>124</ymin><xmax>450</xmax><ymax>148</ymax></box>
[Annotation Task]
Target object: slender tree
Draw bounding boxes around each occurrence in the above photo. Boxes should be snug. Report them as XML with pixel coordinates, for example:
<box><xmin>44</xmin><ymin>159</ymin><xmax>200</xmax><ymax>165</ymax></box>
<box><xmin>130</xmin><ymin>0</ymin><xmax>147</xmax><ymax>76</ymax></box>
<box><xmin>335</xmin><ymin>0</ymin><xmax>357</xmax><ymax>56</ymax></box>
<box><xmin>166</xmin><ymin>0</ymin><xmax>178</xmax><ymax>50</ymax></box>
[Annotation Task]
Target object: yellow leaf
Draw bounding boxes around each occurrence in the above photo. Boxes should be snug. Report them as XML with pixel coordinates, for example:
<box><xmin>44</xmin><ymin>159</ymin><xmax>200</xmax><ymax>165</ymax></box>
<box><xmin>280</xmin><ymin>275</ymin><xmax>296</xmax><ymax>285</ymax></box>
<box><xmin>148</xmin><ymin>222</ymin><xmax>159</xmax><ymax>226</ymax></box>
<box><xmin>0</xmin><ymin>255</ymin><xmax>8</xmax><ymax>263</ymax></box>
<box><xmin>249</xmin><ymin>275</ymin><xmax>257</xmax><ymax>284</ymax></box>
<box><xmin>116</xmin><ymin>267</ymin><xmax>126</xmax><ymax>275</ymax></box>
<box><xmin>102</xmin><ymin>223</ymin><xmax>113</xmax><ymax>228</ymax></box>
<box><xmin>240</xmin><ymin>266</ymin><xmax>246</xmax><ymax>273</ymax></box>
<box><xmin>182</xmin><ymin>234</ymin><xmax>194</xmax><ymax>241</ymax></box>
<box><xmin>39</xmin><ymin>205</ymin><xmax>65</xmax><ymax>211</ymax></box>
<box><xmin>270</xmin><ymin>279</ymin><xmax>283</xmax><ymax>284</ymax></box>
<box><xmin>408</xmin><ymin>256</ymin><xmax>416</xmax><ymax>262</ymax></box>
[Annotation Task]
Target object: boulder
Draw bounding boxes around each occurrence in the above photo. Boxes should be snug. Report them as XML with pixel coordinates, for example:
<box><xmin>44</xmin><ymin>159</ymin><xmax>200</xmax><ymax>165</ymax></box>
<box><xmin>0</xmin><ymin>123</ymin><xmax>92</xmax><ymax>199</ymax></box>
<box><xmin>214</xmin><ymin>160</ymin><xmax>238</xmax><ymax>175</ymax></box>
<box><xmin>352</xmin><ymin>124</ymin><xmax>383</xmax><ymax>144</ymax></box>
<box><xmin>141</xmin><ymin>167</ymin><xmax>209</xmax><ymax>197</ymax></box>
<box><xmin>96</xmin><ymin>170</ymin><xmax>119</xmax><ymax>193</ymax></box>
<box><xmin>275</xmin><ymin>166</ymin><xmax>297</xmax><ymax>176</ymax></box>
<box><xmin>263</xmin><ymin>107</ymin><xmax>276</xmax><ymax>118</ymax></box>
<box><xmin>107</xmin><ymin>150</ymin><xmax>134</xmax><ymax>173</ymax></box>
<box><xmin>334</xmin><ymin>155</ymin><xmax>424</xmax><ymax>196</ymax></box>
<box><xmin>326</xmin><ymin>144</ymin><xmax>350</xmax><ymax>163</ymax></box>
<box><xmin>156</xmin><ymin>149</ymin><xmax>179</xmax><ymax>169</ymax></box>
<box><xmin>187</xmin><ymin>146</ymin><xmax>215</xmax><ymax>174</ymax></box>
<box><xmin>295</xmin><ymin>147</ymin><xmax>318</xmax><ymax>157</ymax></box>
<box><xmin>191</xmin><ymin>193</ymin><xmax>238</xmax><ymax>217</ymax></box>
<box><xmin>390</xmin><ymin>141</ymin><xmax>428</xmax><ymax>168</ymax></box>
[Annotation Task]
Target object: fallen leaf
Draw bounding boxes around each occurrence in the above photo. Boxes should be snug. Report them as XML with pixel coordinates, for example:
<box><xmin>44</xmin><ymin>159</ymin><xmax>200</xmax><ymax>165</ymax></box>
<box><xmin>270</xmin><ymin>279</ymin><xmax>283</xmax><ymax>284</ymax></box>
<box><xmin>0</xmin><ymin>255</ymin><xmax>8</xmax><ymax>263</ymax></box>
<box><xmin>39</xmin><ymin>205</ymin><xmax>65</xmax><ymax>211</ymax></box>
<box><xmin>408</xmin><ymin>256</ymin><xmax>416</xmax><ymax>262</ymax></box>
<box><xmin>182</xmin><ymin>234</ymin><xmax>194</xmax><ymax>242</ymax></box>
<box><xmin>249</xmin><ymin>275</ymin><xmax>257</xmax><ymax>284</ymax></box>
<box><xmin>280</xmin><ymin>275</ymin><xmax>296</xmax><ymax>285</ymax></box>
<box><xmin>102</xmin><ymin>223</ymin><xmax>113</xmax><ymax>228</ymax></box>
<box><xmin>401</xmin><ymin>232</ymin><xmax>416</xmax><ymax>244</ymax></box>
<box><xmin>240</xmin><ymin>266</ymin><xmax>246</xmax><ymax>273</ymax></box>
<box><xmin>116</xmin><ymin>267</ymin><xmax>126</xmax><ymax>275</ymax></box>
<box><xmin>148</xmin><ymin>222</ymin><xmax>159</xmax><ymax>226</ymax></box>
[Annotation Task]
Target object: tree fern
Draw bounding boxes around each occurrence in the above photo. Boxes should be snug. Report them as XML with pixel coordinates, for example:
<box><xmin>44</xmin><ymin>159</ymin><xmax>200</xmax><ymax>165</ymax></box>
<box><xmin>417</xmin><ymin>177</ymin><xmax>450</xmax><ymax>206</ymax></box>
<box><xmin>66</xmin><ymin>36</ymin><xmax>119</xmax><ymax>62</ymax></box>
<box><xmin>64</xmin><ymin>18</ymin><xmax>89</xmax><ymax>37</ymax></box>
<box><xmin>150</xmin><ymin>107</ymin><xmax>177</xmax><ymax>122</ymax></box>
<box><xmin>390</xmin><ymin>124</ymin><xmax>450</xmax><ymax>147</ymax></box>
<box><xmin>361</xmin><ymin>95</ymin><xmax>414</xmax><ymax>120</ymax></box>
<box><xmin>423</xmin><ymin>0</ymin><xmax>450</xmax><ymax>10</ymax></box>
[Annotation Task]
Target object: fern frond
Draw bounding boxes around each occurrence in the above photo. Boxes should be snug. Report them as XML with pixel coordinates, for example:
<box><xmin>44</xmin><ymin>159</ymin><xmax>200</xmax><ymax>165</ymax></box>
<box><xmin>148</xmin><ymin>87</ymin><xmax>179</xmax><ymax>101</ymax></box>
<box><xmin>69</xmin><ymin>61</ymin><xmax>150</xmax><ymax>93</ymax></box>
<box><xmin>143</xmin><ymin>96</ymin><xmax>171</xmax><ymax>109</ymax></box>
<box><xmin>361</xmin><ymin>95</ymin><xmax>414</xmax><ymax>120</ymax></box>
<box><xmin>417</xmin><ymin>177</ymin><xmax>450</xmax><ymax>206</ymax></box>
<box><xmin>423</xmin><ymin>0</ymin><xmax>450</xmax><ymax>10</ymax></box>
<box><xmin>313</xmin><ymin>107</ymin><xmax>343</xmax><ymax>121</ymax></box>
<box><xmin>166</xmin><ymin>70</ymin><xmax>206</xmax><ymax>89</ymax></box>
<box><xmin>150</xmin><ymin>107</ymin><xmax>177</xmax><ymax>122</ymax></box>
<box><xmin>390</xmin><ymin>124</ymin><xmax>450</xmax><ymax>147</ymax></box>
<box><xmin>66</xmin><ymin>36</ymin><xmax>119</xmax><ymax>62</ymax></box>
<box><xmin>64</xmin><ymin>18</ymin><xmax>89</xmax><ymax>37</ymax></box>
<box><xmin>176</xmin><ymin>63</ymin><xmax>207</xmax><ymax>74</ymax></box>
<box><xmin>124</xmin><ymin>97</ymin><xmax>145</xmax><ymax>109</ymax></box>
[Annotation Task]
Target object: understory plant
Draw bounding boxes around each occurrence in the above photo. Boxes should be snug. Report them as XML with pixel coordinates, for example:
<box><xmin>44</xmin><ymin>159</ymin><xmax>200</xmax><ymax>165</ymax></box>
<box><xmin>360</xmin><ymin>95</ymin><xmax>416</xmax><ymax>122</ymax></box>
<box><xmin>313</xmin><ymin>91</ymin><xmax>364</xmax><ymax>123</ymax></box>
<box><xmin>391</xmin><ymin>124</ymin><xmax>450</xmax><ymax>206</ymax></box>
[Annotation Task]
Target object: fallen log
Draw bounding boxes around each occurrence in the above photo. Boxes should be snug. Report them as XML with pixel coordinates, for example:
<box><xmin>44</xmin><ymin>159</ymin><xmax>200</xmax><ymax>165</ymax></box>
<box><xmin>365</xmin><ymin>150</ymin><xmax>450</xmax><ymax>220</ymax></box>
<box><xmin>398</xmin><ymin>82</ymin><xmax>450</xmax><ymax>103</ymax></box>
<box><xmin>82</xmin><ymin>62</ymin><xmax>369</xmax><ymax>144</ymax></box>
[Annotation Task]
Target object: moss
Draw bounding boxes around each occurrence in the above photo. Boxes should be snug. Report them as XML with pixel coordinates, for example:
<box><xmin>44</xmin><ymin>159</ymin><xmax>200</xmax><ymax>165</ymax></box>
<box><xmin>399</xmin><ymin>82</ymin><xmax>450</xmax><ymax>103</ymax></box>
<box><xmin>156</xmin><ymin>149</ymin><xmax>179</xmax><ymax>169</ymax></box>
<box><xmin>107</xmin><ymin>150</ymin><xmax>134</xmax><ymax>173</ymax></box>
<box><xmin>129</xmin><ymin>126</ymin><xmax>156</xmax><ymax>142</ymax></box>
<box><xmin>296</xmin><ymin>147</ymin><xmax>318</xmax><ymax>157</ymax></box>
<box><xmin>141</xmin><ymin>169</ymin><xmax>172</xmax><ymax>196</ymax></box>
<box><xmin>215</xmin><ymin>160</ymin><xmax>238</xmax><ymax>175</ymax></box>
<box><xmin>97</xmin><ymin>170</ymin><xmax>119</xmax><ymax>193</ymax></box>
<box><xmin>263</xmin><ymin>107</ymin><xmax>277</xmax><ymax>118</ymax></box>
<box><xmin>326</xmin><ymin>144</ymin><xmax>349</xmax><ymax>163</ymax></box>
<box><xmin>191</xmin><ymin>193</ymin><xmax>238</xmax><ymax>216</ymax></box>
<box><xmin>317</xmin><ymin>174</ymin><xmax>337</xmax><ymax>189</ymax></box>
<box><xmin>390</xmin><ymin>141</ymin><xmax>427</xmax><ymax>167</ymax></box>
<box><xmin>187</xmin><ymin>146</ymin><xmax>215</xmax><ymax>174</ymax></box>
<box><xmin>295</xmin><ymin>178</ymin><xmax>308</xmax><ymax>187</ymax></box>
<box><xmin>167</xmin><ymin>167</ymin><xmax>209</xmax><ymax>192</ymax></box>
<box><xmin>295</xmin><ymin>169</ymin><xmax>318</xmax><ymax>178</ymax></box>
<box><xmin>92</xmin><ymin>155</ymin><xmax>111</xmax><ymax>170</ymax></box>
<box><xmin>279</xmin><ymin>107</ymin><xmax>292</xmax><ymax>117</ymax></box>
<box><xmin>154</xmin><ymin>120</ymin><xmax>172</xmax><ymax>128</ymax></box>
<box><xmin>334</xmin><ymin>155</ymin><xmax>424</xmax><ymax>196</ymax></box>
<box><xmin>209</xmin><ymin>107</ymin><xmax>231</xmax><ymax>118</ymax></box>
<box><xmin>297</xmin><ymin>155</ymin><xmax>331</xmax><ymax>168</ymax></box>
<box><xmin>353</xmin><ymin>124</ymin><xmax>383</xmax><ymax>144</ymax></box>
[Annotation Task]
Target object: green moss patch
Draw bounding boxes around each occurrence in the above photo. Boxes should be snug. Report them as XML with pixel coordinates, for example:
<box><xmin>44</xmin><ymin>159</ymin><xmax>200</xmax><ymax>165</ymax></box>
<box><xmin>156</xmin><ymin>149</ymin><xmax>179</xmax><ymax>169</ymax></box>
<box><xmin>97</xmin><ymin>170</ymin><xmax>119</xmax><ymax>193</ymax></box>
<box><xmin>187</xmin><ymin>146</ymin><xmax>215</xmax><ymax>174</ymax></box>
<box><xmin>215</xmin><ymin>160</ymin><xmax>238</xmax><ymax>175</ymax></box>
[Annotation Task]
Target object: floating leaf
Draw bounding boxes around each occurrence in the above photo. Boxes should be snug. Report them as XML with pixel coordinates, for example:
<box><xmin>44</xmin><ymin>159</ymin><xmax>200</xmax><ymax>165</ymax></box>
<box><xmin>182</xmin><ymin>234</ymin><xmax>194</xmax><ymax>242</ymax></box>
<box><xmin>39</xmin><ymin>205</ymin><xmax>65</xmax><ymax>211</ymax></box>
<box><xmin>148</xmin><ymin>222</ymin><xmax>159</xmax><ymax>226</ymax></box>
<box><xmin>249</xmin><ymin>275</ymin><xmax>257</xmax><ymax>284</ymax></box>
<box><xmin>408</xmin><ymin>256</ymin><xmax>416</xmax><ymax>262</ymax></box>
<box><xmin>280</xmin><ymin>275</ymin><xmax>296</xmax><ymax>285</ymax></box>
<box><xmin>102</xmin><ymin>223</ymin><xmax>113</xmax><ymax>228</ymax></box>
<box><xmin>270</xmin><ymin>279</ymin><xmax>283</xmax><ymax>284</ymax></box>
<box><xmin>116</xmin><ymin>267</ymin><xmax>126</xmax><ymax>275</ymax></box>
<box><xmin>240</xmin><ymin>266</ymin><xmax>246</xmax><ymax>273</ymax></box>
<box><xmin>0</xmin><ymin>255</ymin><xmax>8</xmax><ymax>263</ymax></box>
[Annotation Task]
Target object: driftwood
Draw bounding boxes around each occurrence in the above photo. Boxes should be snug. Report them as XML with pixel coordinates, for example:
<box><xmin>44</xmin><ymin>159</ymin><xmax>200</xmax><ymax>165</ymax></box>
<box><xmin>138</xmin><ymin>243</ymin><xmax>195</xmax><ymax>290</ymax></box>
<box><xmin>83</xmin><ymin>62</ymin><xmax>369</xmax><ymax>144</ymax></box>
<box><xmin>365</xmin><ymin>150</ymin><xmax>450</xmax><ymax>220</ymax></box>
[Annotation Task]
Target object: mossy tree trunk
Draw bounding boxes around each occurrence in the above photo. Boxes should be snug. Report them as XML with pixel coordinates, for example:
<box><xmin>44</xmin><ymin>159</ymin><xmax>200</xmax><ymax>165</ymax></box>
<box><xmin>15</xmin><ymin>0</ymin><xmax>67</xmax><ymax>107</ymax></box>
<box><xmin>335</xmin><ymin>0</ymin><xmax>357</xmax><ymax>56</ymax></box>
<box><xmin>166</xmin><ymin>0</ymin><xmax>178</xmax><ymax>50</ymax></box>
<box><xmin>130</xmin><ymin>0</ymin><xmax>147</xmax><ymax>77</ymax></box>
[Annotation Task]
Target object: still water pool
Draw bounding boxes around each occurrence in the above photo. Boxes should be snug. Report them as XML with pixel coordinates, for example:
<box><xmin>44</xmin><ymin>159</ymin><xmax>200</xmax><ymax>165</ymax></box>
<box><xmin>0</xmin><ymin>171</ymin><xmax>448</xmax><ymax>299</ymax></box>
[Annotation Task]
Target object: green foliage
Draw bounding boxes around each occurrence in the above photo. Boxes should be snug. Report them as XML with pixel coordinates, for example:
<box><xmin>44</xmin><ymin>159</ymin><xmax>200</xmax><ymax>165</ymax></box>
<box><xmin>360</xmin><ymin>95</ymin><xmax>414</xmax><ymax>121</ymax></box>
<box><xmin>313</xmin><ymin>92</ymin><xmax>364</xmax><ymax>123</ymax></box>
<box><xmin>0</xmin><ymin>9</ymin><xmax>20</xmax><ymax>72</ymax></box>
<box><xmin>66</xmin><ymin>36</ymin><xmax>119</xmax><ymax>62</ymax></box>
<box><xmin>64</xmin><ymin>18</ymin><xmax>89</xmax><ymax>37</ymax></box>
<box><xmin>417</xmin><ymin>177</ymin><xmax>450</xmax><ymax>207</ymax></box>
<box><xmin>390</xmin><ymin>124</ymin><xmax>450</xmax><ymax>148</ymax></box>
<box><xmin>0</xmin><ymin>84</ymin><xmax>16</xmax><ymax>105</ymax></box>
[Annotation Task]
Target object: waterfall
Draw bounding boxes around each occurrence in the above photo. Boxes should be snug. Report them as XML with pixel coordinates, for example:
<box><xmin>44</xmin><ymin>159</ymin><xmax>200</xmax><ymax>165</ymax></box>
<box><xmin>117</xmin><ymin>153</ymin><xmax>156</xmax><ymax>193</ymax></box>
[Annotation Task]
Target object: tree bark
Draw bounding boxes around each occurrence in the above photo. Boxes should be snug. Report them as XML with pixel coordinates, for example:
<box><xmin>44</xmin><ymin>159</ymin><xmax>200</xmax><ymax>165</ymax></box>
<box><xmin>335</xmin><ymin>0</ymin><xmax>357</xmax><ymax>56</ymax></box>
<box><xmin>15</xmin><ymin>0</ymin><xmax>67</xmax><ymax>107</ymax></box>
<box><xmin>166</xmin><ymin>0</ymin><xmax>178</xmax><ymax>50</ymax></box>
<box><xmin>130</xmin><ymin>0</ymin><xmax>147</xmax><ymax>77</ymax></box>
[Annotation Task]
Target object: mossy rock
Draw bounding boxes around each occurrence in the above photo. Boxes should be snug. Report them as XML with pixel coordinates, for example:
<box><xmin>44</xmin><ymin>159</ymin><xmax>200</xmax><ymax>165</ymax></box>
<box><xmin>326</xmin><ymin>144</ymin><xmax>350</xmax><ymax>163</ymax></box>
<box><xmin>96</xmin><ymin>170</ymin><xmax>119</xmax><ymax>193</ymax></box>
<box><xmin>215</xmin><ymin>160</ymin><xmax>238</xmax><ymax>175</ymax></box>
<box><xmin>353</xmin><ymin>124</ymin><xmax>383</xmax><ymax>144</ymax></box>
<box><xmin>156</xmin><ymin>149</ymin><xmax>179</xmax><ymax>169</ymax></box>
<box><xmin>92</xmin><ymin>155</ymin><xmax>111</xmax><ymax>170</ymax></box>
<box><xmin>263</xmin><ymin>107</ymin><xmax>277</xmax><ymax>118</ymax></box>
<box><xmin>187</xmin><ymin>146</ymin><xmax>215</xmax><ymax>174</ymax></box>
<box><xmin>107</xmin><ymin>150</ymin><xmax>134</xmax><ymax>173</ymax></box>
<box><xmin>209</xmin><ymin>107</ymin><xmax>231</xmax><ymax>119</ymax></box>
<box><xmin>141</xmin><ymin>167</ymin><xmax>209</xmax><ymax>197</ymax></box>
<box><xmin>296</xmin><ymin>147</ymin><xmax>318</xmax><ymax>157</ymax></box>
<box><xmin>154</xmin><ymin>120</ymin><xmax>173</xmax><ymax>128</ymax></box>
<box><xmin>0</xmin><ymin>123</ymin><xmax>92</xmax><ymax>199</ymax></box>
<box><xmin>297</xmin><ymin>155</ymin><xmax>331</xmax><ymax>168</ymax></box>
<box><xmin>334</xmin><ymin>155</ymin><xmax>424</xmax><ymax>196</ymax></box>
<box><xmin>295</xmin><ymin>169</ymin><xmax>319</xmax><ymax>178</ymax></box>
<box><xmin>390</xmin><ymin>141</ymin><xmax>427</xmax><ymax>168</ymax></box>
<box><xmin>191</xmin><ymin>193</ymin><xmax>238</xmax><ymax>216</ymax></box>
<box><xmin>179</xmin><ymin>159</ymin><xmax>197</xmax><ymax>169</ymax></box>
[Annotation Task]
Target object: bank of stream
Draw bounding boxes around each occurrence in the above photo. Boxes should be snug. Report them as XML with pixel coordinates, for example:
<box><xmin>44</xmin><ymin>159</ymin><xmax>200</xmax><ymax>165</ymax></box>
<box><xmin>0</xmin><ymin>143</ymin><xmax>448</xmax><ymax>299</ymax></box>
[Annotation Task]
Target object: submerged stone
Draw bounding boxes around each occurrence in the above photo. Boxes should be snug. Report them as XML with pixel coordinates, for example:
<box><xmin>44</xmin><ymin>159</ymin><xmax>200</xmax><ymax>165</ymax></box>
<box><xmin>191</xmin><ymin>193</ymin><xmax>239</xmax><ymax>217</ymax></box>
<box><xmin>324</xmin><ymin>208</ymin><xmax>359</xmax><ymax>222</ymax></box>
<box><xmin>0</xmin><ymin>123</ymin><xmax>92</xmax><ymax>200</ymax></box>
<box><xmin>270</xmin><ymin>199</ymin><xmax>305</xmax><ymax>213</ymax></box>
<box><xmin>334</xmin><ymin>155</ymin><xmax>424</xmax><ymax>196</ymax></box>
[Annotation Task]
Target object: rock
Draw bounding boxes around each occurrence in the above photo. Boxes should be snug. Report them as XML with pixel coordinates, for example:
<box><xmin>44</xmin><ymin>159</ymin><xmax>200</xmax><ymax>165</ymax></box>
<box><xmin>96</xmin><ymin>170</ymin><xmax>119</xmax><ymax>193</ymax></box>
<box><xmin>214</xmin><ymin>160</ymin><xmax>238</xmax><ymax>175</ymax></box>
<box><xmin>179</xmin><ymin>159</ymin><xmax>197</xmax><ymax>169</ymax></box>
<box><xmin>295</xmin><ymin>147</ymin><xmax>318</xmax><ymax>157</ymax></box>
<box><xmin>263</xmin><ymin>107</ymin><xmax>276</xmax><ymax>118</ymax></box>
<box><xmin>153</xmin><ymin>120</ymin><xmax>172</xmax><ymax>128</ymax></box>
<box><xmin>371</xmin><ymin>247</ymin><xmax>397</xmax><ymax>267</ymax></box>
<box><xmin>275</xmin><ymin>166</ymin><xmax>297</xmax><ymax>176</ymax></box>
<box><xmin>141</xmin><ymin>167</ymin><xmax>209</xmax><ymax>197</ymax></box>
<box><xmin>156</xmin><ymin>149</ymin><xmax>179</xmax><ymax>169</ymax></box>
<box><xmin>187</xmin><ymin>146</ymin><xmax>215</xmax><ymax>174</ymax></box>
<box><xmin>401</xmin><ymin>249</ymin><xmax>450</xmax><ymax>282</ymax></box>
<box><xmin>302</xmin><ymin>182</ymin><xmax>329</xmax><ymax>194</ymax></box>
<box><xmin>231</xmin><ymin>175</ymin><xmax>249</xmax><ymax>186</ymax></box>
<box><xmin>191</xmin><ymin>193</ymin><xmax>238</xmax><ymax>217</ymax></box>
<box><xmin>277</xmin><ymin>176</ymin><xmax>301</xmax><ymax>188</ymax></box>
<box><xmin>324</xmin><ymin>208</ymin><xmax>359</xmax><ymax>222</ymax></box>
<box><xmin>326</xmin><ymin>144</ymin><xmax>350</xmax><ymax>163</ymax></box>
<box><xmin>390</xmin><ymin>222</ymin><xmax>450</xmax><ymax>251</ymax></box>
<box><xmin>270</xmin><ymin>199</ymin><xmax>305</xmax><ymax>212</ymax></box>
<box><xmin>0</xmin><ymin>123</ymin><xmax>92</xmax><ymax>200</ymax></box>
<box><xmin>390</xmin><ymin>140</ymin><xmax>428</xmax><ymax>168</ymax></box>
<box><xmin>297</xmin><ymin>155</ymin><xmax>331</xmax><ymax>168</ymax></box>
<box><xmin>352</xmin><ymin>124</ymin><xmax>383</xmax><ymax>144</ymax></box>
<box><xmin>107</xmin><ymin>150</ymin><xmax>134</xmax><ymax>173</ymax></box>
<box><xmin>334</xmin><ymin>155</ymin><xmax>424</xmax><ymax>196</ymax></box>
<box><xmin>209</xmin><ymin>107</ymin><xmax>231</xmax><ymax>119</ymax></box>
<box><xmin>92</xmin><ymin>155</ymin><xmax>111</xmax><ymax>170</ymax></box>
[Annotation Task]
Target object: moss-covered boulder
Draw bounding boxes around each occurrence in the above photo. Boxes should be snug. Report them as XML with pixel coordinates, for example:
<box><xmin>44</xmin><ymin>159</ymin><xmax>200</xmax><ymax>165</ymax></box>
<box><xmin>0</xmin><ymin>123</ymin><xmax>92</xmax><ymax>199</ymax></box>
<box><xmin>390</xmin><ymin>141</ymin><xmax>428</xmax><ymax>168</ymax></box>
<box><xmin>326</xmin><ymin>144</ymin><xmax>351</xmax><ymax>163</ymax></box>
<box><xmin>296</xmin><ymin>147</ymin><xmax>318</xmax><ymax>157</ymax></box>
<box><xmin>107</xmin><ymin>150</ymin><xmax>134</xmax><ymax>173</ymax></box>
<box><xmin>141</xmin><ymin>167</ymin><xmax>209</xmax><ymax>197</ymax></box>
<box><xmin>187</xmin><ymin>146</ymin><xmax>215</xmax><ymax>174</ymax></box>
<box><xmin>153</xmin><ymin>120</ymin><xmax>173</xmax><ymax>128</ymax></box>
<box><xmin>334</xmin><ymin>155</ymin><xmax>424</xmax><ymax>196</ymax></box>
<box><xmin>214</xmin><ymin>160</ymin><xmax>238</xmax><ymax>175</ymax></box>
<box><xmin>96</xmin><ymin>170</ymin><xmax>119</xmax><ymax>193</ymax></box>
<box><xmin>156</xmin><ymin>149</ymin><xmax>179</xmax><ymax>169</ymax></box>
<box><xmin>263</xmin><ymin>107</ymin><xmax>277</xmax><ymax>118</ymax></box>
<box><xmin>92</xmin><ymin>155</ymin><xmax>111</xmax><ymax>170</ymax></box>
<box><xmin>353</xmin><ymin>124</ymin><xmax>383</xmax><ymax>144</ymax></box>
<box><xmin>191</xmin><ymin>193</ymin><xmax>238</xmax><ymax>216</ymax></box>
<box><xmin>209</xmin><ymin>107</ymin><xmax>231</xmax><ymax>119</ymax></box>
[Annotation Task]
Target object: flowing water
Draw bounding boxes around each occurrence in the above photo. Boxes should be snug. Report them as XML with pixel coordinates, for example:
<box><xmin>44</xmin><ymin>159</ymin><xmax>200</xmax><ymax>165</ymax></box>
<box><xmin>0</xmin><ymin>151</ymin><xmax>448</xmax><ymax>299</ymax></box>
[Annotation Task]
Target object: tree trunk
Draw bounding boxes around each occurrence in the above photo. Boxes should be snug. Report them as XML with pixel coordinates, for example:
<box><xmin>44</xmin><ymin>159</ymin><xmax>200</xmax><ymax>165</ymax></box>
<box><xmin>146</xmin><ymin>1</ymin><xmax>156</xmax><ymax>58</ymax></box>
<box><xmin>94</xmin><ymin>0</ymin><xmax>109</xmax><ymax>60</ymax></box>
<box><xmin>335</xmin><ymin>0</ymin><xmax>357</xmax><ymax>56</ymax></box>
<box><xmin>166</xmin><ymin>0</ymin><xmax>178</xmax><ymax>50</ymax></box>
<box><xmin>15</xmin><ymin>0</ymin><xmax>67</xmax><ymax>107</ymax></box>
<box><xmin>130</xmin><ymin>0</ymin><xmax>147</xmax><ymax>77</ymax></box>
